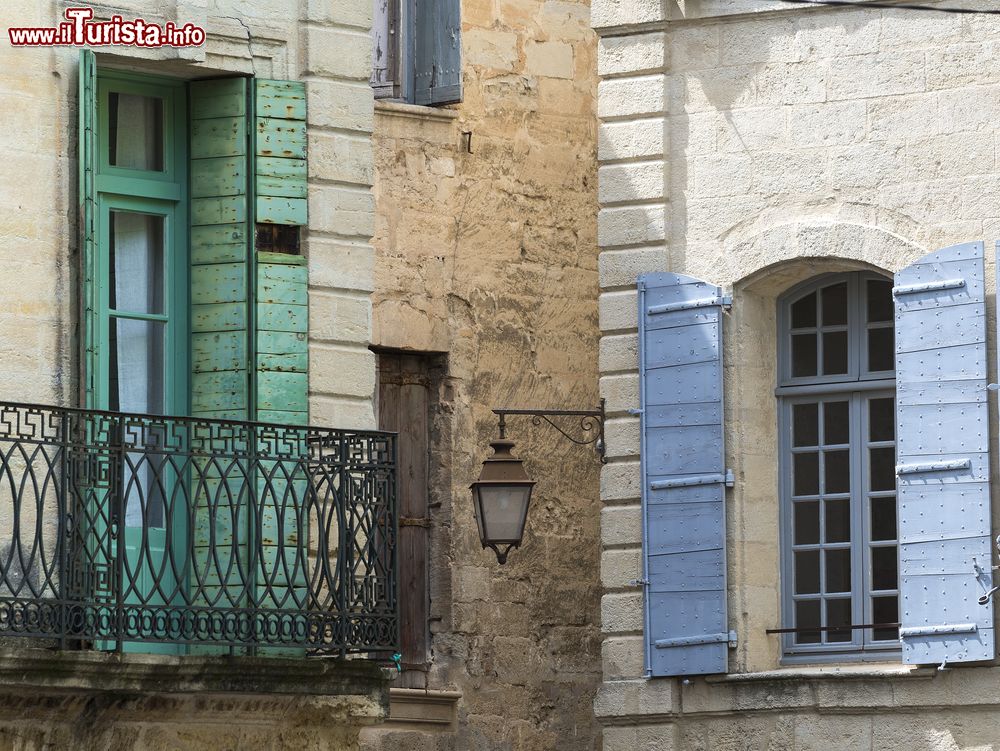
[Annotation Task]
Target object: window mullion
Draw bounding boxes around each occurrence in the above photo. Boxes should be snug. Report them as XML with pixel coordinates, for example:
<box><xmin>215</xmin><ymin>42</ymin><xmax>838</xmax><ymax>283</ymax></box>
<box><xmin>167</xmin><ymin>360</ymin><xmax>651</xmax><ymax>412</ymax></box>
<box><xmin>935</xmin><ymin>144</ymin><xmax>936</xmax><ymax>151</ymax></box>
<box><xmin>851</xmin><ymin>391</ymin><xmax>868</xmax><ymax>649</ymax></box>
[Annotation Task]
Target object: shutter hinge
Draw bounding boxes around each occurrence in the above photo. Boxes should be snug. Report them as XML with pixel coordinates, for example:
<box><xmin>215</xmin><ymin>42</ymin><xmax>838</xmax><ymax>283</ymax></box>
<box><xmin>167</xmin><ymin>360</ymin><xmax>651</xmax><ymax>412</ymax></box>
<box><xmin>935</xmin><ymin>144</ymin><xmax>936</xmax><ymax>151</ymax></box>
<box><xmin>892</xmin><ymin>278</ymin><xmax>966</xmax><ymax>297</ymax></box>
<box><xmin>896</xmin><ymin>458</ymin><xmax>971</xmax><ymax>475</ymax></box>
<box><xmin>899</xmin><ymin>623</ymin><xmax>978</xmax><ymax>638</ymax></box>
<box><xmin>628</xmin><ymin>408</ymin><xmax>643</xmax><ymax>415</ymax></box>
<box><xmin>650</xmin><ymin>468</ymin><xmax>735</xmax><ymax>491</ymax></box>
<box><xmin>630</xmin><ymin>577</ymin><xmax>650</xmax><ymax>587</ymax></box>
<box><xmin>648</xmin><ymin>293</ymin><xmax>729</xmax><ymax>316</ymax></box>
<box><xmin>721</xmin><ymin>294</ymin><xmax>733</xmax><ymax>311</ymax></box>
<box><xmin>654</xmin><ymin>630</ymin><xmax>737</xmax><ymax>649</ymax></box>
<box><xmin>988</xmin><ymin>384</ymin><xmax>1000</xmax><ymax>392</ymax></box>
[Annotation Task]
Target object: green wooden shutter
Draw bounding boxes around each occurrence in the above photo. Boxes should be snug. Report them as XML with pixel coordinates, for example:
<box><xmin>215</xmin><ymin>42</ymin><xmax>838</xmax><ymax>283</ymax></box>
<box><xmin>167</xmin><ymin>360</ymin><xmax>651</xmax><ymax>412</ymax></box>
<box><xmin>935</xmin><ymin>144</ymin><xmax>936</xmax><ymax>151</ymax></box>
<box><xmin>253</xmin><ymin>79</ymin><xmax>309</xmax><ymax>426</ymax></box>
<box><xmin>190</xmin><ymin>77</ymin><xmax>252</xmax><ymax>421</ymax></box>
<box><xmin>253</xmin><ymin>80</ymin><xmax>309</xmax><ymax>654</ymax></box>
<box><xmin>79</xmin><ymin>49</ymin><xmax>98</xmax><ymax>406</ymax></box>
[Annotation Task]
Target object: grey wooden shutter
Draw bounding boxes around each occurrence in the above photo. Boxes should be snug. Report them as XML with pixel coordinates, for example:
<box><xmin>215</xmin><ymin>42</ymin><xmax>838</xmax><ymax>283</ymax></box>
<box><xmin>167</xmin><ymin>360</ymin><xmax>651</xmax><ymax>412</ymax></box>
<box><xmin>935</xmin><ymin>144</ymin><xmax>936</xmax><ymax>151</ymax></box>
<box><xmin>638</xmin><ymin>272</ymin><xmax>730</xmax><ymax>677</ymax></box>
<box><xmin>413</xmin><ymin>0</ymin><xmax>461</xmax><ymax>105</ymax></box>
<box><xmin>895</xmin><ymin>241</ymin><xmax>994</xmax><ymax>665</ymax></box>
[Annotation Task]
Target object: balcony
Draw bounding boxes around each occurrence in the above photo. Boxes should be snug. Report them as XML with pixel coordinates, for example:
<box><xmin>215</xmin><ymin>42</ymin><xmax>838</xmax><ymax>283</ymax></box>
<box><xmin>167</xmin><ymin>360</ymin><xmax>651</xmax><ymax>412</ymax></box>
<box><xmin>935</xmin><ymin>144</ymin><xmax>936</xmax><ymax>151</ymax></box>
<box><xmin>0</xmin><ymin>401</ymin><xmax>398</xmax><ymax>656</ymax></box>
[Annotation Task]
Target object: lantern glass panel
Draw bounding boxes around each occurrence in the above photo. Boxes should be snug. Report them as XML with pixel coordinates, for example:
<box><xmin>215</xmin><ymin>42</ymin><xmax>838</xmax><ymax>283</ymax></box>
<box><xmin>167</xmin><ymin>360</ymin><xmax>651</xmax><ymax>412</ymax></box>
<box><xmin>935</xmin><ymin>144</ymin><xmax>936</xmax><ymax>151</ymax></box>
<box><xmin>475</xmin><ymin>484</ymin><xmax>532</xmax><ymax>542</ymax></box>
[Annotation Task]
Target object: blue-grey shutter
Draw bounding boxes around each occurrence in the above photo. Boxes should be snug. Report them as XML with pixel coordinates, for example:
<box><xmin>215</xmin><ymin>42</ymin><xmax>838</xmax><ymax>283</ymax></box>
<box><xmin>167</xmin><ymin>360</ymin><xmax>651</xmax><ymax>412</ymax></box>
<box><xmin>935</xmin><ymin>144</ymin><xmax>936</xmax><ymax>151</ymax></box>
<box><xmin>413</xmin><ymin>0</ymin><xmax>461</xmax><ymax>105</ymax></box>
<box><xmin>638</xmin><ymin>272</ymin><xmax>730</xmax><ymax>677</ymax></box>
<box><xmin>895</xmin><ymin>241</ymin><xmax>994</xmax><ymax>665</ymax></box>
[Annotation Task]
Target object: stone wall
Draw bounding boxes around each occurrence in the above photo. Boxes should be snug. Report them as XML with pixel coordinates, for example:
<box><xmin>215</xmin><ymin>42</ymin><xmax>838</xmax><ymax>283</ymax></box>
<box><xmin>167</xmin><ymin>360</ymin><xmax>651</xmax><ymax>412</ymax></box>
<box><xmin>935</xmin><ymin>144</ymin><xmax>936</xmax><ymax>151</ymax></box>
<box><xmin>364</xmin><ymin>0</ymin><xmax>602</xmax><ymax>745</ymax></box>
<box><xmin>595</xmin><ymin>1</ymin><xmax>1000</xmax><ymax>748</ymax></box>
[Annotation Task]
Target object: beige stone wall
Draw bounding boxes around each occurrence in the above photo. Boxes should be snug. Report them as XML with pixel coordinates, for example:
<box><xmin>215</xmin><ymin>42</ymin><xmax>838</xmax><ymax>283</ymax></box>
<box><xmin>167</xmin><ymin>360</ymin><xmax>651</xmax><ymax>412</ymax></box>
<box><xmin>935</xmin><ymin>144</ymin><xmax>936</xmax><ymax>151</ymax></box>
<box><xmin>595</xmin><ymin>1</ymin><xmax>1000</xmax><ymax>748</ymax></box>
<box><xmin>0</xmin><ymin>0</ymin><xmax>377</xmax><ymax>430</ymax></box>
<box><xmin>365</xmin><ymin>0</ymin><xmax>601</xmax><ymax>746</ymax></box>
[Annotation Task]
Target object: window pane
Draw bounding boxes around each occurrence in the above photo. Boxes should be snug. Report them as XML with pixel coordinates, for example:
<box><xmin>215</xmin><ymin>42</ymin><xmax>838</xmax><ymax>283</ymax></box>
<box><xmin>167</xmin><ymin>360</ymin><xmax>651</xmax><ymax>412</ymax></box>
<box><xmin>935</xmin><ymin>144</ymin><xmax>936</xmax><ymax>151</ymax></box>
<box><xmin>792</xmin><ymin>334</ymin><xmax>818</xmax><ymax>377</ymax></box>
<box><xmin>872</xmin><ymin>546</ymin><xmax>898</xmax><ymax>591</ymax></box>
<box><xmin>823</xmin><ymin>401</ymin><xmax>849</xmax><ymax>445</ymax></box>
<box><xmin>825</xmin><ymin>499</ymin><xmax>850</xmax><ymax>543</ymax></box>
<box><xmin>795</xmin><ymin>550</ymin><xmax>821</xmax><ymax>594</ymax></box>
<box><xmin>822</xmin><ymin>331</ymin><xmax>848</xmax><ymax>375</ymax></box>
<box><xmin>873</xmin><ymin>595</ymin><xmax>899</xmax><ymax>641</ymax></box>
<box><xmin>824</xmin><ymin>450</ymin><xmax>850</xmax><ymax>494</ymax></box>
<box><xmin>869</xmin><ymin>397</ymin><xmax>894</xmax><ymax>442</ymax></box>
<box><xmin>109</xmin><ymin>92</ymin><xmax>164</xmax><ymax>171</ymax></box>
<box><xmin>795</xmin><ymin>600</ymin><xmax>821</xmax><ymax>644</ymax></box>
<box><xmin>794</xmin><ymin>453</ymin><xmax>819</xmax><ymax>496</ymax></box>
<box><xmin>825</xmin><ymin>548</ymin><xmax>851</xmax><ymax>593</ymax></box>
<box><xmin>868</xmin><ymin>327</ymin><xmax>894</xmax><ymax>372</ymax></box>
<box><xmin>870</xmin><ymin>447</ymin><xmax>896</xmax><ymax>492</ymax></box>
<box><xmin>793</xmin><ymin>403</ymin><xmax>819</xmax><ymax>447</ymax></box>
<box><xmin>871</xmin><ymin>497</ymin><xmax>897</xmax><ymax>542</ymax></box>
<box><xmin>867</xmin><ymin>279</ymin><xmax>894</xmax><ymax>323</ymax></box>
<box><xmin>110</xmin><ymin>211</ymin><xmax>165</xmax><ymax>315</ymax></box>
<box><xmin>794</xmin><ymin>501</ymin><xmax>820</xmax><ymax>545</ymax></box>
<box><xmin>791</xmin><ymin>292</ymin><xmax>817</xmax><ymax>328</ymax></box>
<box><xmin>109</xmin><ymin>318</ymin><xmax>165</xmax><ymax>415</ymax></box>
<box><xmin>826</xmin><ymin>598</ymin><xmax>852</xmax><ymax>643</ymax></box>
<box><xmin>821</xmin><ymin>282</ymin><xmax>848</xmax><ymax>326</ymax></box>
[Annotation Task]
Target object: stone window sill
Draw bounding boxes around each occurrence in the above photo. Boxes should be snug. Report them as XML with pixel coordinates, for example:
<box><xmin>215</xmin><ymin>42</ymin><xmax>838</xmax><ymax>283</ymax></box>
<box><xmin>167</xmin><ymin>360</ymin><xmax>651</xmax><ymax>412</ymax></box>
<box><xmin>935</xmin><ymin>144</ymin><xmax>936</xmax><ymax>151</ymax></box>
<box><xmin>705</xmin><ymin>664</ymin><xmax>936</xmax><ymax>684</ymax></box>
<box><xmin>374</xmin><ymin>100</ymin><xmax>459</xmax><ymax>123</ymax></box>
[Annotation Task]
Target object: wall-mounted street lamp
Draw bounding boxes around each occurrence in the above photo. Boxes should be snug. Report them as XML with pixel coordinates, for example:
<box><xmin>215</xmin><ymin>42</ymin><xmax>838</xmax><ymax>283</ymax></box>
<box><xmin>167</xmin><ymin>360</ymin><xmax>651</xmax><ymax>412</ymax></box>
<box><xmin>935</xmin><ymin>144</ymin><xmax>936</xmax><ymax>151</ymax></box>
<box><xmin>470</xmin><ymin>400</ymin><xmax>606</xmax><ymax>564</ymax></box>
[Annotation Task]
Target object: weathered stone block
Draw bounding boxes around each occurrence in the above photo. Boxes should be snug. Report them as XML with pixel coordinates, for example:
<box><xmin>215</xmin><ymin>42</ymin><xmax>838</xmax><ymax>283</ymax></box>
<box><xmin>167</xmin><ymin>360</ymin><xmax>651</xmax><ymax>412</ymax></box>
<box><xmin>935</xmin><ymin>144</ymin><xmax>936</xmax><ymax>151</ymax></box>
<box><xmin>598</xmin><ymin>75</ymin><xmax>666</xmax><ymax>119</ymax></box>
<box><xmin>598</xmin><ymin>33</ymin><xmax>665</xmax><ymax>77</ymax></box>
<box><xmin>598</xmin><ymin>206</ymin><xmax>665</xmax><ymax>249</ymax></box>
<box><xmin>599</xmin><ymin>119</ymin><xmax>664</xmax><ymax>162</ymax></box>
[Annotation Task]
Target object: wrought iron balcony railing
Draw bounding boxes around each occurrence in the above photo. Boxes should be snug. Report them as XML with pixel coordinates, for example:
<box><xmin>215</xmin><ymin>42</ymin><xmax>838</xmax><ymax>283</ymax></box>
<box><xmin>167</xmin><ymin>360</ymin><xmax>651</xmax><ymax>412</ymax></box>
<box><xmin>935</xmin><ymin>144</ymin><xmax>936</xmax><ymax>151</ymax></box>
<box><xmin>0</xmin><ymin>402</ymin><xmax>397</xmax><ymax>656</ymax></box>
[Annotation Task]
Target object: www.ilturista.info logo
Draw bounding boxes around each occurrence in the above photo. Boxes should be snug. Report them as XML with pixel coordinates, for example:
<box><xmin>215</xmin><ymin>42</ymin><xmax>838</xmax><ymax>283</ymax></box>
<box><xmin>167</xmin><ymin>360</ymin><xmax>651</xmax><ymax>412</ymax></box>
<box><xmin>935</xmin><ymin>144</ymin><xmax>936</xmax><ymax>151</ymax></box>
<box><xmin>9</xmin><ymin>7</ymin><xmax>206</xmax><ymax>47</ymax></box>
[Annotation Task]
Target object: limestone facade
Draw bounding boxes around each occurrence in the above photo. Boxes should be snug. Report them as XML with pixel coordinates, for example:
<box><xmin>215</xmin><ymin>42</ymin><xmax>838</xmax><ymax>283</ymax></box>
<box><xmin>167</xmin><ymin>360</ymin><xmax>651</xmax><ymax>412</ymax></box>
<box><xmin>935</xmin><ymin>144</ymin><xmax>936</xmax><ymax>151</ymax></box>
<box><xmin>363</xmin><ymin>0</ymin><xmax>602</xmax><ymax>746</ymax></box>
<box><xmin>595</xmin><ymin>1</ymin><xmax>1000</xmax><ymax>749</ymax></box>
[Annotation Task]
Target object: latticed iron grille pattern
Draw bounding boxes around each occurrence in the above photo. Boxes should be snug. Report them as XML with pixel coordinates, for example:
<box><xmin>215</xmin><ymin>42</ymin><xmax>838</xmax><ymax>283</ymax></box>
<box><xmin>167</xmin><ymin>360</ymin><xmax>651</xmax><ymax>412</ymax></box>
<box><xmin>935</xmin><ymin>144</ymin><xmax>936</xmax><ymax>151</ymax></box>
<box><xmin>0</xmin><ymin>402</ymin><xmax>397</xmax><ymax>655</ymax></box>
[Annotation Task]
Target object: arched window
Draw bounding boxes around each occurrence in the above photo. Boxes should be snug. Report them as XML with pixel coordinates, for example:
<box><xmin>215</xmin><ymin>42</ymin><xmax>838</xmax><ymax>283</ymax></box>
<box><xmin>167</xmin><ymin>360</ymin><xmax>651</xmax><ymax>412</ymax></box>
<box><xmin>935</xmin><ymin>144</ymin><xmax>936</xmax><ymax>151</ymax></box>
<box><xmin>778</xmin><ymin>272</ymin><xmax>899</xmax><ymax>659</ymax></box>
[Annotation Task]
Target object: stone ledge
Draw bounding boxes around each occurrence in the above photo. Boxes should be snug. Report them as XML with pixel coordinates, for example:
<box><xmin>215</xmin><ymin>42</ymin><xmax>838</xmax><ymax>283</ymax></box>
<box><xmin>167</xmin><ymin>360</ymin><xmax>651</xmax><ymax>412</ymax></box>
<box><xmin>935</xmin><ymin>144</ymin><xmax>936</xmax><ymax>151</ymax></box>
<box><xmin>0</xmin><ymin>647</ymin><xmax>390</xmax><ymax>702</ymax></box>
<box><xmin>384</xmin><ymin>687</ymin><xmax>461</xmax><ymax>727</ymax></box>
<box><xmin>374</xmin><ymin>100</ymin><xmax>460</xmax><ymax>123</ymax></box>
<box><xmin>705</xmin><ymin>664</ymin><xmax>935</xmax><ymax>684</ymax></box>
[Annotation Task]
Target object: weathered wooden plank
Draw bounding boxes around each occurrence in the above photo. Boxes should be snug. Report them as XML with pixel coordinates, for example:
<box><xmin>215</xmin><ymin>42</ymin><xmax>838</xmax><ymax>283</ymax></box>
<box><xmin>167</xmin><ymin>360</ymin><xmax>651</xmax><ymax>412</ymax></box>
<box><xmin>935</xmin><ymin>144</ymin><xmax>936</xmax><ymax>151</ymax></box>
<box><xmin>192</xmin><ymin>387</ymin><xmax>248</xmax><ymax>414</ymax></box>
<box><xmin>257</xmin><ymin>351</ymin><xmax>308</xmax><ymax>373</ymax></box>
<box><xmin>257</xmin><ymin>371</ymin><xmax>309</xmax><ymax>413</ymax></box>
<box><xmin>258</xmin><ymin>262</ymin><xmax>308</xmax><ymax>305</ymax></box>
<box><xmin>191</xmin><ymin>156</ymin><xmax>247</xmax><ymax>199</ymax></box>
<box><xmin>257</xmin><ymin>251</ymin><xmax>306</xmax><ymax>267</ymax></box>
<box><xmin>191</xmin><ymin>79</ymin><xmax>247</xmax><ymax>120</ymax></box>
<box><xmin>256</xmin><ymin>118</ymin><xmax>306</xmax><ymax>159</ymax></box>
<box><xmin>192</xmin><ymin>195</ymin><xmax>248</xmax><ymax>226</ymax></box>
<box><xmin>191</xmin><ymin>409</ymin><xmax>246</xmax><ymax>421</ymax></box>
<box><xmin>256</xmin><ymin>196</ymin><xmax>307</xmax><ymax>226</ymax></box>
<box><xmin>192</xmin><ymin>302</ymin><xmax>248</xmax><ymax>333</ymax></box>
<box><xmin>191</xmin><ymin>117</ymin><xmax>246</xmax><ymax>159</ymax></box>
<box><xmin>192</xmin><ymin>224</ymin><xmax>247</xmax><ymax>265</ymax></box>
<box><xmin>255</xmin><ymin>80</ymin><xmax>306</xmax><ymax>121</ymax></box>
<box><xmin>257</xmin><ymin>410</ymin><xmax>307</xmax><ymax>425</ymax></box>
<box><xmin>192</xmin><ymin>263</ymin><xmax>247</xmax><ymax>305</ymax></box>
<box><xmin>257</xmin><ymin>302</ymin><xmax>307</xmax><ymax>333</ymax></box>
<box><xmin>193</xmin><ymin>369</ymin><xmax>247</xmax><ymax>398</ymax></box>
<box><xmin>256</xmin><ymin>157</ymin><xmax>307</xmax><ymax>198</ymax></box>
<box><xmin>193</xmin><ymin>331</ymin><xmax>247</xmax><ymax>373</ymax></box>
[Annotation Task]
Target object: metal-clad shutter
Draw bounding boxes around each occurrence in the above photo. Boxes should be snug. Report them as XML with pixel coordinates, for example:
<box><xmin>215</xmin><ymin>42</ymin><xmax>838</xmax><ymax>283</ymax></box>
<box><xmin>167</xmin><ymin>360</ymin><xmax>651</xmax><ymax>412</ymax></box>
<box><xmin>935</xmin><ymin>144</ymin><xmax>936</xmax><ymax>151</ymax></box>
<box><xmin>894</xmin><ymin>241</ymin><xmax>994</xmax><ymax>665</ymax></box>
<box><xmin>413</xmin><ymin>0</ymin><xmax>461</xmax><ymax>105</ymax></box>
<box><xmin>638</xmin><ymin>272</ymin><xmax>730</xmax><ymax>677</ymax></box>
